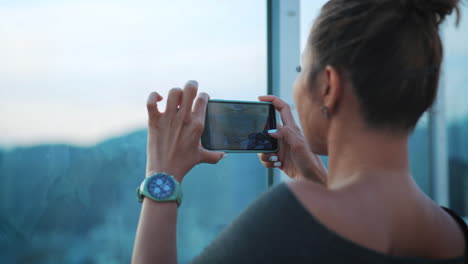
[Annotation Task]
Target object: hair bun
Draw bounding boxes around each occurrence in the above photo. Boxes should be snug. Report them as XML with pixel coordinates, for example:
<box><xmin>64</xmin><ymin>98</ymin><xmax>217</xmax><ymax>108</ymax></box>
<box><xmin>401</xmin><ymin>0</ymin><xmax>461</xmax><ymax>25</ymax></box>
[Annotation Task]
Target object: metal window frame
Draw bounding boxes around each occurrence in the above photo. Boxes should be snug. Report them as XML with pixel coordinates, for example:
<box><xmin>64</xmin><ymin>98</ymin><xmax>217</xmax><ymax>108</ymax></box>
<box><xmin>429</xmin><ymin>72</ymin><xmax>449</xmax><ymax>207</ymax></box>
<box><xmin>267</xmin><ymin>0</ymin><xmax>301</xmax><ymax>187</ymax></box>
<box><xmin>266</xmin><ymin>0</ymin><xmax>450</xmax><ymax>208</ymax></box>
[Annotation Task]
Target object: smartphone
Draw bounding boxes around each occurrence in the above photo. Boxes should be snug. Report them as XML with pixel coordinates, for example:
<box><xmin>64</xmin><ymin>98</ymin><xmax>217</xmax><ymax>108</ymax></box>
<box><xmin>201</xmin><ymin>99</ymin><xmax>278</xmax><ymax>153</ymax></box>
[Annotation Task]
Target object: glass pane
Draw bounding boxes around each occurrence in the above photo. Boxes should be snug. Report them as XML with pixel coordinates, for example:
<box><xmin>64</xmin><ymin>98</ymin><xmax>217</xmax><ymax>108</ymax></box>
<box><xmin>0</xmin><ymin>0</ymin><xmax>267</xmax><ymax>263</ymax></box>
<box><xmin>408</xmin><ymin>114</ymin><xmax>431</xmax><ymax>194</ymax></box>
<box><xmin>300</xmin><ymin>0</ymin><xmax>327</xmax><ymax>51</ymax></box>
<box><xmin>444</xmin><ymin>9</ymin><xmax>468</xmax><ymax>217</ymax></box>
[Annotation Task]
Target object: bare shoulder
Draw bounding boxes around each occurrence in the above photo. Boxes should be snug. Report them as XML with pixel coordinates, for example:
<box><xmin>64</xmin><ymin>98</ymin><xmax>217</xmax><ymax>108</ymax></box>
<box><xmin>286</xmin><ymin>179</ymin><xmax>466</xmax><ymax>260</ymax></box>
<box><xmin>286</xmin><ymin>179</ymin><xmax>391</xmax><ymax>253</ymax></box>
<box><xmin>285</xmin><ymin>180</ymin><xmax>337</xmax><ymax>220</ymax></box>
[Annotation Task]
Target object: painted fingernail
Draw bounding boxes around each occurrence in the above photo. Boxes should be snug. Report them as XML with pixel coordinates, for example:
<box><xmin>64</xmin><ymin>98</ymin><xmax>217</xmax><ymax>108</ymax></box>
<box><xmin>147</xmin><ymin>92</ymin><xmax>158</xmax><ymax>104</ymax></box>
<box><xmin>269</xmin><ymin>156</ymin><xmax>278</xmax><ymax>162</ymax></box>
<box><xmin>274</xmin><ymin>162</ymin><xmax>282</xmax><ymax>167</ymax></box>
<box><xmin>268</xmin><ymin>129</ymin><xmax>278</xmax><ymax>134</ymax></box>
<box><xmin>187</xmin><ymin>80</ymin><xmax>198</xmax><ymax>86</ymax></box>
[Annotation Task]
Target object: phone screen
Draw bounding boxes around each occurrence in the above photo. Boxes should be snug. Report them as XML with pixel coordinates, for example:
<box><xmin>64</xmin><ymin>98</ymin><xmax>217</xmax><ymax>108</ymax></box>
<box><xmin>201</xmin><ymin>100</ymin><xmax>278</xmax><ymax>152</ymax></box>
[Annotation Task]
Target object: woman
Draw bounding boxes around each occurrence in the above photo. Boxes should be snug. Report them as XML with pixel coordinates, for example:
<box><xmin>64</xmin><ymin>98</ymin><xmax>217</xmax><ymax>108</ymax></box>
<box><xmin>132</xmin><ymin>0</ymin><xmax>467</xmax><ymax>263</ymax></box>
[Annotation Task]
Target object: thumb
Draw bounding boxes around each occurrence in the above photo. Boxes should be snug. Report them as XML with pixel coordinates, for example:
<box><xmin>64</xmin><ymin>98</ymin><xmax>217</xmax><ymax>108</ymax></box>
<box><xmin>268</xmin><ymin>126</ymin><xmax>293</xmax><ymax>141</ymax></box>
<box><xmin>200</xmin><ymin>149</ymin><xmax>227</xmax><ymax>164</ymax></box>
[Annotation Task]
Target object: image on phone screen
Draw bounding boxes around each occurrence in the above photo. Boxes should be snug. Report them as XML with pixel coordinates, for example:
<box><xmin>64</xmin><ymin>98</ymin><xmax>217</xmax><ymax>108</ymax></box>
<box><xmin>201</xmin><ymin>100</ymin><xmax>278</xmax><ymax>152</ymax></box>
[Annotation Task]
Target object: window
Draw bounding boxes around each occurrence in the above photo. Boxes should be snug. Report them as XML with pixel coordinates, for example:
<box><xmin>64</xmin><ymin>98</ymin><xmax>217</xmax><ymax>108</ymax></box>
<box><xmin>408</xmin><ymin>114</ymin><xmax>431</xmax><ymax>194</ymax></box>
<box><xmin>0</xmin><ymin>1</ymin><xmax>267</xmax><ymax>263</ymax></box>
<box><xmin>445</xmin><ymin>8</ymin><xmax>468</xmax><ymax>217</ymax></box>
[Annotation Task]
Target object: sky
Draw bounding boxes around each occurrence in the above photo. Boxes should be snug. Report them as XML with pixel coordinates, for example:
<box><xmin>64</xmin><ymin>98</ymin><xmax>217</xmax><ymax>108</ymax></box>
<box><xmin>0</xmin><ymin>0</ymin><xmax>268</xmax><ymax>147</ymax></box>
<box><xmin>1</xmin><ymin>0</ymin><xmax>467</xmax><ymax>147</ymax></box>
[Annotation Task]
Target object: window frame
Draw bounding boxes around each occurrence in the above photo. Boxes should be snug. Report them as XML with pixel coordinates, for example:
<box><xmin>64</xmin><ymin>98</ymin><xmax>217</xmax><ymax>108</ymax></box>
<box><xmin>267</xmin><ymin>0</ymin><xmax>301</xmax><ymax>185</ymax></box>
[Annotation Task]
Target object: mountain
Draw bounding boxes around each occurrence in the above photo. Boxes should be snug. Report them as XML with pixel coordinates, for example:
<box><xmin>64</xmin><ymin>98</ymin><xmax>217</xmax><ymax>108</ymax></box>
<box><xmin>0</xmin><ymin>129</ymin><xmax>266</xmax><ymax>264</ymax></box>
<box><xmin>0</xmin><ymin>130</ymin><xmax>147</xmax><ymax>263</ymax></box>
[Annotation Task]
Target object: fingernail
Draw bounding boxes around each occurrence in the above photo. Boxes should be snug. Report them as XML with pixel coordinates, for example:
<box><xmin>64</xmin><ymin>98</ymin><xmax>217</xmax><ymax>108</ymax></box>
<box><xmin>269</xmin><ymin>156</ymin><xmax>278</xmax><ymax>162</ymax></box>
<box><xmin>147</xmin><ymin>92</ymin><xmax>158</xmax><ymax>104</ymax></box>
<box><xmin>221</xmin><ymin>153</ymin><xmax>228</xmax><ymax>160</ymax></box>
<box><xmin>187</xmin><ymin>80</ymin><xmax>198</xmax><ymax>86</ymax></box>
<box><xmin>274</xmin><ymin>161</ymin><xmax>281</xmax><ymax>167</ymax></box>
<box><xmin>268</xmin><ymin>129</ymin><xmax>278</xmax><ymax>134</ymax></box>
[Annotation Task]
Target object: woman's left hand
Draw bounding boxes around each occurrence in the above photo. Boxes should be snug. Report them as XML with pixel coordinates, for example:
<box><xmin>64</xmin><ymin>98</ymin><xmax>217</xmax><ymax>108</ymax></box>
<box><xmin>145</xmin><ymin>80</ymin><xmax>226</xmax><ymax>183</ymax></box>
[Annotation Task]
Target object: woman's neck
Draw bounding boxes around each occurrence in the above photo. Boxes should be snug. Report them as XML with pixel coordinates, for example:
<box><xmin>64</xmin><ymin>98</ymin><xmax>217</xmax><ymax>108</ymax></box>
<box><xmin>326</xmin><ymin>124</ymin><xmax>412</xmax><ymax>190</ymax></box>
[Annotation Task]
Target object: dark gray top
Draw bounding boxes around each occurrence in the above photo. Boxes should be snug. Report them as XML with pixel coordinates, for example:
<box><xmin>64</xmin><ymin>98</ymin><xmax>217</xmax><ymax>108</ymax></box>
<box><xmin>192</xmin><ymin>183</ymin><xmax>466</xmax><ymax>264</ymax></box>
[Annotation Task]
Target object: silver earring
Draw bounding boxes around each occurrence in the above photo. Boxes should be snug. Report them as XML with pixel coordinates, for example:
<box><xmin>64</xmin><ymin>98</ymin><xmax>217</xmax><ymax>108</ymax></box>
<box><xmin>320</xmin><ymin>106</ymin><xmax>330</xmax><ymax>119</ymax></box>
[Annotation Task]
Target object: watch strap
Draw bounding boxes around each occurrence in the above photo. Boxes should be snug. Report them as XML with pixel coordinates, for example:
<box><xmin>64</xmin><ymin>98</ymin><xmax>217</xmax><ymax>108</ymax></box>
<box><xmin>137</xmin><ymin>173</ymin><xmax>182</xmax><ymax>206</ymax></box>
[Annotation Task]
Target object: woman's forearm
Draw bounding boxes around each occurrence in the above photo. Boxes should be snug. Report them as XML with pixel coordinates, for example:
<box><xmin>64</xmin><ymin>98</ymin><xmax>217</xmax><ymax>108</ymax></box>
<box><xmin>132</xmin><ymin>200</ymin><xmax>178</xmax><ymax>264</ymax></box>
<box><xmin>133</xmin><ymin>82</ymin><xmax>225</xmax><ymax>263</ymax></box>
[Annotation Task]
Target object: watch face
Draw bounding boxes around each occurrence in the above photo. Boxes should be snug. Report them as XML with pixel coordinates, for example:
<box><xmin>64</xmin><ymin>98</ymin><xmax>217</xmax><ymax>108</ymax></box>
<box><xmin>147</xmin><ymin>174</ymin><xmax>175</xmax><ymax>200</ymax></box>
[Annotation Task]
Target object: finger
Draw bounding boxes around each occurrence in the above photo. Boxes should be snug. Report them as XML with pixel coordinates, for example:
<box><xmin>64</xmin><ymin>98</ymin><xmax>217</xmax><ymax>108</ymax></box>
<box><xmin>179</xmin><ymin>80</ymin><xmax>198</xmax><ymax>117</ymax></box>
<box><xmin>268</xmin><ymin>126</ymin><xmax>293</xmax><ymax>141</ymax></box>
<box><xmin>147</xmin><ymin>92</ymin><xmax>163</xmax><ymax>119</ymax></box>
<box><xmin>259</xmin><ymin>160</ymin><xmax>282</xmax><ymax>169</ymax></box>
<box><xmin>166</xmin><ymin>87</ymin><xmax>183</xmax><ymax>115</ymax></box>
<box><xmin>269</xmin><ymin>126</ymin><xmax>304</xmax><ymax>152</ymax></box>
<box><xmin>200</xmin><ymin>149</ymin><xmax>226</xmax><ymax>164</ymax></box>
<box><xmin>259</xmin><ymin>160</ymin><xmax>275</xmax><ymax>169</ymax></box>
<box><xmin>258</xmin><ymin>95</ymin><xmax>296</xmax><ymax>127</ymax></box>
<box><xmin>257</xmin><ymin>153</ymin><xmax>279</xmax><ymax>163</ymax></box>
<box><xmin>193</xmin><ymin>92</ymin><xmax>210</xmax><ymax>122</ymax></box>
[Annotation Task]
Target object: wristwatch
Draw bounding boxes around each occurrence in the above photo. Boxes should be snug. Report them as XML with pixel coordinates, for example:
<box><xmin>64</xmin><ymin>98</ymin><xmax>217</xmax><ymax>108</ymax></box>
<box><xmin>137</xmin><ymin>172</ymin><xmax>182</xmax><ymax>207</ymax></box>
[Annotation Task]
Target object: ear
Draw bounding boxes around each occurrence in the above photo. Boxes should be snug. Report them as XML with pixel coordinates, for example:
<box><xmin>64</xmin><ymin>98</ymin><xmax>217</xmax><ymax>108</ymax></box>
<box><xmin>322</xmin><ymin>65</ymin><xmax>342</xmax><ymax>114</ymax></box>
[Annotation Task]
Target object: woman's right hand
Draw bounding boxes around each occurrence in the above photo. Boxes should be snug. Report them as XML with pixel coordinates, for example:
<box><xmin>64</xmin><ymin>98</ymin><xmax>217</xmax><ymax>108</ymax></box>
<box><xmin>257</xmin><ymin>95</ymin><xmax>328</xmax><ymax>185</ymax></box>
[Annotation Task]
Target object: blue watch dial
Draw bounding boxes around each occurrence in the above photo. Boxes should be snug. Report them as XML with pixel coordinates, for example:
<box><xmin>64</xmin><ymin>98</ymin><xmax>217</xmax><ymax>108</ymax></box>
<box><xmin>147</xmin><ymin>174</ymin><xmax>175</xmax><ymax>200</ymax></box>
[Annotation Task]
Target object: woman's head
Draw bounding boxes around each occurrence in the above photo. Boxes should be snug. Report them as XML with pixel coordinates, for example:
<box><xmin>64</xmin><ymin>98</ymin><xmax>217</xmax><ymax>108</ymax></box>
<box><xmin>294</xmin><ymin>0</ymin><xmax>461</xmax><ymax>155</ymax></box>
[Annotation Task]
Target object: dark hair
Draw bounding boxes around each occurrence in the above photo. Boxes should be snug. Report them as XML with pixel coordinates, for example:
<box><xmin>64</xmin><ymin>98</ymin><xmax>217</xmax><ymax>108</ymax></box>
<box><xmin>309</xmin><ymin>0</ymin><xmax>461</xmax><ymax>131</ymax></box>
